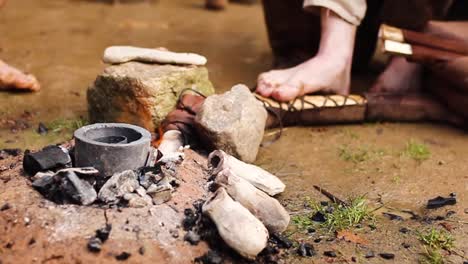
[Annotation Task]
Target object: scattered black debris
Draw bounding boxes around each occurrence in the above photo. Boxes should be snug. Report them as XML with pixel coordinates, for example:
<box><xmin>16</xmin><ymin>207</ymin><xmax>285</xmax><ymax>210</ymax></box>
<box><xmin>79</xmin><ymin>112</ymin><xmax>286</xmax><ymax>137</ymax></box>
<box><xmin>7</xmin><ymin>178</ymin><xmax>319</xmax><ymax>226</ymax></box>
<box><xmin>297</xmin><ymin>242</ymin><xmax>315</xmax><ymax>257</ymax></box>
<box><xmin>28</xmin><ymin>238</ymin><xmax>36</xmax><ymax>246</ymax></box>
<box><xmin>427</xmin><ymin>195</ymin><xmax>457</xmax><ymax>209</ymax></box>
<box><xmin>446</xmin><ymin>210</ymin><xmax>456</xmax><ymax>218</ymax></box>
<box><xmin>169</xmin><ymin>229</ymin><xmax>179</xmax><ymax>238</ymax></box>
<box><xmin>307</xmin><ymin>227</ymin><xmax>316</xmax><ymax>234</ymax></box>
<box><xmin>422</xmin><ymin>215</ymin><xmax>446</xmax><ymax>224</ymax></box>
<box><xmin>185</xmin><ymin>230</ymin><xmax>201</xmax><ymax>245</ymax></box>
<box><xmin>270</xmin><ymin>233</ymin><xmax>292</xmax><ymax>249</ymax></box>
<box><xmin>324</xmin><ymin>251</ymin><xmax>337</xmax><ymax>257</ymax></box>
<box><xmin>194</xmin><ymin>250</ymin><xmax>223</xmax><ymax>264</ymax></box>
<box><xmin>0</xmin><ymin>148</ymin><xmax>21</xmax><ymax>160</ymax></box>
<box><xmin>37</xmin><ymin>123</ymin><xmax>48</xmax><ymax>135</ymax></box>
<box><xmin>463</xmin><ymin>261</ymin><xmax>468</xmax><ymax>264</ymax></box>
<box><xmin>311</xmin><ymin>211</ymin><xmax>326</xmax><ymax>222</ymax></box>
<box><xmin>401</xmin><ymin>242</ymin><xmax>411</xmax><ymax>249</ymax></box>
<box><xmin>401</xmin><ymin>210</ymin><xmax>420</xmax><ymax>220</ymax></box>
<box><xmin>379</xmin><ymin>253</ymin><xmax>395</xmax><ymax>260</ymax></box>
<box><xmin>5</xmin><ymin>241</ymin><xmax>13</xmax><ymax>249</ymax></box>
<box><xmin>23</xmin><ymin>145</ymin><xmax>71</xmax><ymax>175</ymax></box>
<box><xmin>351</xmin><ymin>256</ymin><xmax>357</xmax><ymax>262</ymax></box>
<box><xmin>87</xmin><ymin>237</ymin><xmax>102</xmax><ymax>253</ymax></box>
<box><xmin>383</xmin><ymin>212</ymin><xmax>404</xmax><ymax>221</ymax></box>
<box><xmin>138</xmin><ymin>246</ymin><xmax>145</xmax><ymax>255</ymax></box>
<box><xmin>399</xmin><ymin>227</ymin><xmax>410</xmax><ymax>234</ymax></box>
<box><xmin>96</xmin><ymin>224</ymin><xmax>112</xmax><ymax>242</ymax></box>
<box><xmin>365</xmin><ymin>251</ymin><xmax>375</xmax><ymax>258</ymax></box>
<box><xmin>0</xmin><ymin>203</ymin><xmax>11</xmax><ymax>211</ymax></box>
<box><xmin>183</xmin><ymin>208</ymin><xmax>199</xmax><ymax>231</ymax></box>
<box><xmin>314</xmin><ymin>238</ymin><xmax>322</xmax><ymax>243</ymax></box>
<box><xmin>320</xmin><ymin>201</ymin><xmax>329</xmax><ymax>206</ymax></box>
<box><xmin>115</xmin><ymin>252</ymin><xmax>131</xmax><ymax>261</ymax></box>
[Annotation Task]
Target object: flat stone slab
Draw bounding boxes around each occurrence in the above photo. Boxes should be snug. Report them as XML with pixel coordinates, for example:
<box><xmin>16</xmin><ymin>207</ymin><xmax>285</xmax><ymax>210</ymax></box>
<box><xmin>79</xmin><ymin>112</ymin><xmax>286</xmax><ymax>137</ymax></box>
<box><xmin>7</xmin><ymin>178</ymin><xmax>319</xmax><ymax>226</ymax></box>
<box><xmin>103</xmin><ymin>46</ymin><xmax>207</xmax><ymax>66</ymax></box>
<box><xmin>87</xmin><ymin>62</ymin><xmax>215</xmax><ymax>131</ymax></box>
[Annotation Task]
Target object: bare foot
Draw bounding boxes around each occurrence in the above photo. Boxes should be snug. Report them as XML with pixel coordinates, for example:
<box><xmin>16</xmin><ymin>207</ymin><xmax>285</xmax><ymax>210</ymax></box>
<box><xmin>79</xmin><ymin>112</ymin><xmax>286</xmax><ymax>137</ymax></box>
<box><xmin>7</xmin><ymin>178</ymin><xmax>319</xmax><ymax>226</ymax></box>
<box><xmin>370</xmin><ymin>57</ymin><xmax>422</xmax><ymax>94</ymax></box>
<box><xmin>0</xmin><ymin>60</ymin><xmax>40</xmax><ymax>92</ymax></box>
<box><xmin>256</xmin><ymin>8</ymin><xmax>356</xmax><ymax>102</ymax></box>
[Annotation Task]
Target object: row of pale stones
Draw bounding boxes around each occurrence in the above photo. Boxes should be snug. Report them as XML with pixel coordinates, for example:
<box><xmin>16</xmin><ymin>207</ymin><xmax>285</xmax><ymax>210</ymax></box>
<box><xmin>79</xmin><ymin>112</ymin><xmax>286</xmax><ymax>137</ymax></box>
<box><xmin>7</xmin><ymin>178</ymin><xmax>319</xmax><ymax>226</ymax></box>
<box><xmin>87</xmin><ymin>62</ymin><xmax>267</xmax><ymax>163</ymax></box>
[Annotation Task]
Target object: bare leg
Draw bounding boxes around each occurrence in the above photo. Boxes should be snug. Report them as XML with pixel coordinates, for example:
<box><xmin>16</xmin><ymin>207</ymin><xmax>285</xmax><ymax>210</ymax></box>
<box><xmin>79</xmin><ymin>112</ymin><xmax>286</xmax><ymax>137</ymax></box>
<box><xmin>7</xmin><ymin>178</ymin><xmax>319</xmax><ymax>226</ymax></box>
<box><xmin>370</xmin><ymin>57</ymin><xmax>422</xmax><ymax>93</ymax></box>
<box><xmin>256</xmin><ymin>8</ymin><xmax>356</xmax><ymax>101</ymax></box>
<box><xmin>0</xmin><ymin>60</ymin><xmax>40</xmax><ymax>92</ymax></box>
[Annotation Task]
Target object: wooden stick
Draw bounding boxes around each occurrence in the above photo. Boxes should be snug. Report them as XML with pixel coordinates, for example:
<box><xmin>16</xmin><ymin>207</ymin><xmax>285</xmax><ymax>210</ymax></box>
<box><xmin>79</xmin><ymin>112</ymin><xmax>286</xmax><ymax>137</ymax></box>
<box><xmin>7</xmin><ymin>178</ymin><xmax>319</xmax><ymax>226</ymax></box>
<box><xmin>313</xmin><ymin>185</ymin><xmax>348</xmax><ymax>207</ymax></box>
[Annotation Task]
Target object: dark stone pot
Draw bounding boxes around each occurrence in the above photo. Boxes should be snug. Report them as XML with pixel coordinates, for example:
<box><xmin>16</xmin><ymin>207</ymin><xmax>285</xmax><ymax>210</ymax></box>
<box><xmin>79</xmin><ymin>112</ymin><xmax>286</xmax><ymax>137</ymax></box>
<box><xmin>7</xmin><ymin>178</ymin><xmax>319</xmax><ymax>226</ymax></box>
<box><xmin>74</xmin><ymin>123</ymin><xmax>151</xmax><ymax>177</ymax></box>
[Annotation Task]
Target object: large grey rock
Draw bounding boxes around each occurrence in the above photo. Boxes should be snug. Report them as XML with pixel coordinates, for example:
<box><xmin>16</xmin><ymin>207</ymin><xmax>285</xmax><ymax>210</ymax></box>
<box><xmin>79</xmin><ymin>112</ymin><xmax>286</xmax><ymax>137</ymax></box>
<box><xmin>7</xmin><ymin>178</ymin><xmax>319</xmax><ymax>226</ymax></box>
<box><xmin>88</xmin><ymin>62</ymin><xmax>215</xmax><ymax>131</ymax></box>
<box><xmin>98</xmin><ymin>170</ymin><xmax>139</xmax><ymax>203</ymax></box>
<box><xmin>195</xmin><ymin>84</ymin><xmax>267</xmax><ymax>162</ymax></box>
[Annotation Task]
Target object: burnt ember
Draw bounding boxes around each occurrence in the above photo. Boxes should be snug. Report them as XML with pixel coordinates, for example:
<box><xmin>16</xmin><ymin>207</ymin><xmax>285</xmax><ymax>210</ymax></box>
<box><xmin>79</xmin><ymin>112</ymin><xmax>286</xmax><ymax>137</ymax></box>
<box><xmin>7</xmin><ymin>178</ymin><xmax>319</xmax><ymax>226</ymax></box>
<box><xmin>297</xmin><ymin>243</ymin><xmax>315</xmax><ymax>257</ymax></box>
<box><xmin>23</xmin><ymin>145</ymin><xmax>72</xmax><ymax>175</ymax></box>
<box><xmin>379</xmin><ymin>253</ymin><xmax>395</xmax><ymax>259</ymax></box>
<box><xmin>96</xmin><ymin>224</ymin><xmax>112</xmax><ymax>242</ymax></box>
<box><xmin>194</xmin><ymin>250</ymin><xmax>223</xmax><ymax>264</ymax></box>
<box><xmin>87</xmin><ymin>237</ymin><xmax>102</xmax><ymax>253</ymax></box>
<box><xmin>115</xmin><ymin>252</ymin><xmax>131</xmax><ymax>261</ymax></box>
<box><xmin>0</xmin><ymin>148</ymin><xmax>21</xmax><ymax>160</ymax></box>
<box><xmin>427</xmin><ymin>195</ymin><xmax>457</xmax><ymax>209</ymax></box>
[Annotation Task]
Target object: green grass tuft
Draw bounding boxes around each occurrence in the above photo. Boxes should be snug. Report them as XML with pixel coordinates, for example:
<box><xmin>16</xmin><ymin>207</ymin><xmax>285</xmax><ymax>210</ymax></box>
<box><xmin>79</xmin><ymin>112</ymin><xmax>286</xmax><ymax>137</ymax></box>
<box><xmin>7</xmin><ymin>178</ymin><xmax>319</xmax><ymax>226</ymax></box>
<box><xmin>418</xmin><ymin>228</ymin><xmax>455</xmax><ymax>264</ymax></box>
<box><xmin>291</xmin><ymin>196</ymin><xmax>374</xmax><ymax>233</ymax></box>
<box><xmin>338</xmin><ymin>145</ymin><xmax>386</xmax><ymax>164</ymax></box>
<box><xmin>404</xmin><ymin>140</ymin><xmax>431</xmax><ymax>161</ymax></box>
<box><xmin>420</xmin><ymin>247</ymin><xmax>444</xmax><ymax>264</ymax></box>
<box><xmin>47</xmin><ymin>117</ymin><xmax>88</xmax><ymax>133</ymax></box>
<box><xmin>418</xmin><ymin>228</ymin><xmax>454</xmax><ymax>251</ymax></box>
<box><xmin>315</xmin><ymin>196</ymin><xmax>374</xmax><ymax>232</ymax></box>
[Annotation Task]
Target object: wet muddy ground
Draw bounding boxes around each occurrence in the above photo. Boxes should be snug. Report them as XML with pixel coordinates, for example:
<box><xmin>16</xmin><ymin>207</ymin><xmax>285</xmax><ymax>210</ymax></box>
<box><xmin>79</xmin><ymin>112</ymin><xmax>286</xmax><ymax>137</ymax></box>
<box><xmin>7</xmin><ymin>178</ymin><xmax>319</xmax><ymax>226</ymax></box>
<box><xmin>0</xmin><ymin>0</ymin><xmax>467</xmax><ymax>263</ymax></box>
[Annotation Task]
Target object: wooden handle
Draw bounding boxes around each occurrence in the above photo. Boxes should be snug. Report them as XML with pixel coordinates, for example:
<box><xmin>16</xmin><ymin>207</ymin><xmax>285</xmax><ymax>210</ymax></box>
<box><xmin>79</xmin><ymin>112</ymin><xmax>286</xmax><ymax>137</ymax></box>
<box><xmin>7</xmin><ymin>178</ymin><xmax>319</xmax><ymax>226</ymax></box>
<box><xmin>382</xmin><ymin>39</ymin><xmax>463</xmax><ymax>63</ymax></box>
<box><xmin>380</xmin><ymin>24</ymin><xmax>468</xmax><ymax>56</ymax></box>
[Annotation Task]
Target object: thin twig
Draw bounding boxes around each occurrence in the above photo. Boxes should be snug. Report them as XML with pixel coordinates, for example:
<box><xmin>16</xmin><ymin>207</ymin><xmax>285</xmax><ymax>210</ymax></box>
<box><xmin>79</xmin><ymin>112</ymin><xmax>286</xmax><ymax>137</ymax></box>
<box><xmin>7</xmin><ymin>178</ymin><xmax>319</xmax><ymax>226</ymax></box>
<box><xmin>313</xmin><ymin>185</ymin><xmax>348</xmax><ymax>206</ymax></box>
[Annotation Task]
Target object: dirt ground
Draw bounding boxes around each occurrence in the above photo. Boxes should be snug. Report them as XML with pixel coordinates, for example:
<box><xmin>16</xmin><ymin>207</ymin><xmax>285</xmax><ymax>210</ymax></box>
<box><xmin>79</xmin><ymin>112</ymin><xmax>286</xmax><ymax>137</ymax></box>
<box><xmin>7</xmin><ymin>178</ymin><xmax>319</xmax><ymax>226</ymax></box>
<box><xmin>0</xmin><ymin>0</ymin><xmax>467</xmax><ymax>263</ymax></box>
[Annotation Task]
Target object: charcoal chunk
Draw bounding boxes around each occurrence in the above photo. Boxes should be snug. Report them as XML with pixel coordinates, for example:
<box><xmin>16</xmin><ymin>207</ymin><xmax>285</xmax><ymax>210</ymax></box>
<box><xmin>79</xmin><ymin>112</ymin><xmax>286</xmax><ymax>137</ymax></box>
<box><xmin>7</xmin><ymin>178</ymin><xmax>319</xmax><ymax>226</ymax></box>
<box><xmin>324</xmin><ymin>251</ymin><xmax>337</xmax><ymax>257</ymax></box>
<box><xmin>427</xmin><ymin>196</ymin><xmax>456</xmax><ymax>209</ymax></box>
<box><xmin>23</xmin><ymin>146</ymin><xmax>71</xmax><ymax>175</ymax></box>
<box><xmin>194</xmin><ymin>250</ymin><xmax>223</xmax><ymax>264</ymax></box>
<box><xmin>383</xmin><ymin>212</ymin><xmax>404</xmax><ymax>221</ymax></box>
<box><xmin>297</xmin><ymin>243</ymin><xmax>315</xmax><ymax>257</ymax></box>
<box><xmin>96</xmin><ymin>224</ymin><xmax>112</xmax><ymax>242</ymax></box>
<box><xmin>87</xmin><ymin>237</ymin><xmax>102</xmax><ymax>252</ymax></box>
<box><xmin>270</xmin><ymin>233</ymin><xmax>292</xmax><ymax>249</ymax></box>
<box><xmin>379</xmin><ymin>253</ymin><xmax>395</xmax><ymax>259</ymax></box>
<box><xmin>115</xmin><ymin>252</ymin><xmax>131</xmax><ymax>261</ymax></box>
<box><xmin>311</xmin><ymin>211</ymin><xmax>326</xmax><ymax>222</ymax></box>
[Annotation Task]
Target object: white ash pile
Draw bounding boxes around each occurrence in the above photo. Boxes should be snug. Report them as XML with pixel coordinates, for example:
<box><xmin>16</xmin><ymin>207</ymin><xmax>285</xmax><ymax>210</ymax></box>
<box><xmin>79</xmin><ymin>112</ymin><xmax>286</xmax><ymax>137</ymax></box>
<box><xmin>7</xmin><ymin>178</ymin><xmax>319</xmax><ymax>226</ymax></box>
<box><xmin>23</xmin><ymin>130</ymin><xmax>188</xmax><ymax>208</ymax></box>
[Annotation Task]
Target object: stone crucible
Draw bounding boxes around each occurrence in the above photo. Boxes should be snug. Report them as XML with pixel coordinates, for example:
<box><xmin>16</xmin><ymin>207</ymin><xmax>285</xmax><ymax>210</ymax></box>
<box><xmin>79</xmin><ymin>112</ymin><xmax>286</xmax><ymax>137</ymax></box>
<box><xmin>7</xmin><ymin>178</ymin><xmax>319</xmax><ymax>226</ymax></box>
<box><xmin>74</xmin><ymin>123</ymin><xmax>151</xmax><ymax>177</ymax></box>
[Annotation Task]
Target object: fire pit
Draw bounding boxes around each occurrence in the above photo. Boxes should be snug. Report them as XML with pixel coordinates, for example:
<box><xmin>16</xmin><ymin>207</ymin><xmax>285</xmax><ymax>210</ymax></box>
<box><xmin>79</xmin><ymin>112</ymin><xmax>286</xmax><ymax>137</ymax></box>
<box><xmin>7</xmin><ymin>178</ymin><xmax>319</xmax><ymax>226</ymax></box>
<box><xmin>74</xmin><ymin>123</ymin><xmax>151</xmax><ymax>177</ymax></box>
